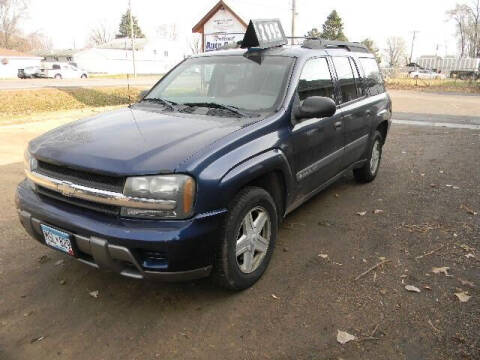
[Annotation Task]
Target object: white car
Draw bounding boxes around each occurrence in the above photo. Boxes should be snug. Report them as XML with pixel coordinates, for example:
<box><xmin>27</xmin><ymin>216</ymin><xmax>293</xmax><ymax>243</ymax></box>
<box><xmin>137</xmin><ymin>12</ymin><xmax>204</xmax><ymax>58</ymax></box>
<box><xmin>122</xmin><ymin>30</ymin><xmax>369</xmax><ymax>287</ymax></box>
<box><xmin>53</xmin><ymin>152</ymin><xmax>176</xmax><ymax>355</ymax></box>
<box><xmin>409</xmin><ymin>69</ymin><xmax>446</xmax><ymax>80</ymax></box>
<box><xmin>37</xmin><ymin>63</ymin><xmax>88</xmax><ymax>79</ymax></box>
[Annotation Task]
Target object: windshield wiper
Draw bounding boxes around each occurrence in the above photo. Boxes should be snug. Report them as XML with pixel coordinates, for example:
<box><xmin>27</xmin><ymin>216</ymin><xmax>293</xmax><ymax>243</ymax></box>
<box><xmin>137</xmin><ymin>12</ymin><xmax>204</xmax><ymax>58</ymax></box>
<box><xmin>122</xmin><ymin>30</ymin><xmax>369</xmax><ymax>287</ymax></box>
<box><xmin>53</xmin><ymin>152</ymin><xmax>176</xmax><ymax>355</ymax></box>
<box><xmin>182</xmin><ymin>102</ymin><xmax>250</xmax><ymax>117</ymax></box>
<box><xmin>142</xmin><ymin>97</ymin><xmax>177</xmax><ymax>110</ymax></box>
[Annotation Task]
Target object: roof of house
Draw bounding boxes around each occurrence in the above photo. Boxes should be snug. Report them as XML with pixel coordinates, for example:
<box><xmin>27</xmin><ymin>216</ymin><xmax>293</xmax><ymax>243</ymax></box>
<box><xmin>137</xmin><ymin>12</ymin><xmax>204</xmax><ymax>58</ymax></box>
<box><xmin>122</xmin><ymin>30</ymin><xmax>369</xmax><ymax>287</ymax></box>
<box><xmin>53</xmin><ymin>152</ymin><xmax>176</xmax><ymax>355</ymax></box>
<box><xmin>0</xmin><ymin>48</ymin><xmax>37</xmax><ymax>57</ymax></box>
<box><xmin>192</xmin><ymin>0</ymin><xmax>247</xmax><ymax>33</ymax></box>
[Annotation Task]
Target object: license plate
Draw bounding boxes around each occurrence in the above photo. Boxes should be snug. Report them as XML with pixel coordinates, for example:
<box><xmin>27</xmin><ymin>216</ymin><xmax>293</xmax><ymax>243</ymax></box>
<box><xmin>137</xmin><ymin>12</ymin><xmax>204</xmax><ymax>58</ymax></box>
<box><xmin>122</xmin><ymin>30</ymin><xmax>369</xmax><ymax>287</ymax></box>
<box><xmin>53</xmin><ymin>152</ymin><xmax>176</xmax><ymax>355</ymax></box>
<box><xmin>41</xmin><ymin>224</ymin><xmax>74</xmax><ymax>256</ymax></box>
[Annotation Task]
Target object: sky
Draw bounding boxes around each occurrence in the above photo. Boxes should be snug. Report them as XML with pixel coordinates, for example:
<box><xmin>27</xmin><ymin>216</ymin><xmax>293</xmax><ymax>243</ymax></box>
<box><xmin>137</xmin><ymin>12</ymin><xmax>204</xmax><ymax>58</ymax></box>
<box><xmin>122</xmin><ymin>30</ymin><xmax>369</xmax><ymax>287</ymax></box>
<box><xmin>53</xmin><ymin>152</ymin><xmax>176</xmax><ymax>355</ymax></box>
<box><xmin>23</xmin><ymin>0</ymin><xmax>462</xmax><ymax>59</ymax></box>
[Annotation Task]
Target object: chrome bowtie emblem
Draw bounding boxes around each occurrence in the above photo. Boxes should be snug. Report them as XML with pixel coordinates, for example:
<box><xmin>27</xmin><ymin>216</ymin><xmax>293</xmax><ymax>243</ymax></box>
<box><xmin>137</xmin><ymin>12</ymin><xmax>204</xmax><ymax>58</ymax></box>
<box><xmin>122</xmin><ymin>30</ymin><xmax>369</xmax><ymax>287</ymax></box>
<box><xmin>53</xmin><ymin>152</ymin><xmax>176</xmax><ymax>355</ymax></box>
<box><xmin>57</xmin><ymin>181</ymin><xmax>75</xmax><ymax>197</ymax></box>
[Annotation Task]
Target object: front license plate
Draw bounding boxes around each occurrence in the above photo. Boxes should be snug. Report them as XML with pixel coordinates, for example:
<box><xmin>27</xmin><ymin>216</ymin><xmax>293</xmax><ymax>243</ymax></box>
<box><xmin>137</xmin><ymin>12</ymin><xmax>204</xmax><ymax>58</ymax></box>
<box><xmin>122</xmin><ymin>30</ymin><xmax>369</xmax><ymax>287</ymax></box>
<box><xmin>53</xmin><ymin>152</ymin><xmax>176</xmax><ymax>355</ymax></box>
<box><xmin>40</xmin><ymin>224</ymin><xmax>74</xmax><ymax>256</ymax></box>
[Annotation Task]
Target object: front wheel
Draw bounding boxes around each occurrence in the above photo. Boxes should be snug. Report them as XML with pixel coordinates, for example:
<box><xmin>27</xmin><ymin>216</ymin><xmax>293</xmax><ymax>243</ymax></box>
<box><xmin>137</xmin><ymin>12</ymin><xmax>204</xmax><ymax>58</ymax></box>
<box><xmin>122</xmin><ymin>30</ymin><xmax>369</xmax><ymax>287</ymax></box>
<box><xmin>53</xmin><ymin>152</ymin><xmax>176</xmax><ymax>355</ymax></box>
<box><xmin>214</xmin><ymin>187</ymin><xmax>278</xmax><ymax>290</ymax></box>
<box><xmin>54</xmin><ymin>74</ymin><xmax>62</xmax><ymax>79</ymax></box>
<box><xmin>353</xmin><ymin>131</ymin><xmax>384</xmax><ymax>183</ymax></box>
<box><xmin>81</xmin><ymin>74</ymin><xmax>87</xmax><ymax>79</ymax></box>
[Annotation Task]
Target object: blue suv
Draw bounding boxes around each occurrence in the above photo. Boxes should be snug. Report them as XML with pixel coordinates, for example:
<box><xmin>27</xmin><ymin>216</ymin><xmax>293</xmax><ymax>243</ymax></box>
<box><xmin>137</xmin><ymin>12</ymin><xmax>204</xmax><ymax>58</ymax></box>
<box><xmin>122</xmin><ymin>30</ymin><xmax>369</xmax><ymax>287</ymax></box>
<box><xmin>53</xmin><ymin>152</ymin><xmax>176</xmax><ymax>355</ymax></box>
<box><xmin>16</xmin><ymin>34</ymin><xmax>391</xmax><ymax>290</ymax></box>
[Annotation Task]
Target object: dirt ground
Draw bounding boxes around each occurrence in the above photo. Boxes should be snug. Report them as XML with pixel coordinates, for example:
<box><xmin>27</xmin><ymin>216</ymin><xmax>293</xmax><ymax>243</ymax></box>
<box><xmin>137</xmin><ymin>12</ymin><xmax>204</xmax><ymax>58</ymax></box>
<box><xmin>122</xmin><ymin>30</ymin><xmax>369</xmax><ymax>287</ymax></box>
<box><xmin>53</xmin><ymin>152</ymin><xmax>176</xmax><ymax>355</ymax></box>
<box><xmin>0</xmin><ymin>92</ymin><xmax>479</xmax><ymax>360</ymax></box>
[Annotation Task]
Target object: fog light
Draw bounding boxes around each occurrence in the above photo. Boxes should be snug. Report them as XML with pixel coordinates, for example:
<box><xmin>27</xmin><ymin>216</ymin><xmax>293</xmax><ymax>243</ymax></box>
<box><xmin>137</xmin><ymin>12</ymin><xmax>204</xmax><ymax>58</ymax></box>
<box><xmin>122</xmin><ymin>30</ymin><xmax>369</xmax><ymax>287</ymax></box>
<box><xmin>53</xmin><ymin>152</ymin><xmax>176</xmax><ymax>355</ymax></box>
<box><xmin>120</xmin><ymin>207</ymin><xmax>177</xmax><ymax>219</ymax></box>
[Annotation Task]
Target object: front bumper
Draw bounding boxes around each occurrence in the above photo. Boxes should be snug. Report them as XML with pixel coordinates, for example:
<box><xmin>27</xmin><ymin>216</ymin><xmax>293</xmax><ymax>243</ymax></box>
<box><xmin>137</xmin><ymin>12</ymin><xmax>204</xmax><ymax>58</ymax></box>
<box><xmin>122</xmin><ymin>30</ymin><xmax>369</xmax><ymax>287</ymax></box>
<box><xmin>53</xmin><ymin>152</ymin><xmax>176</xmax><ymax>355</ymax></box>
<box><xmin>16</xmin><ymin>180</ymin><xmax>226</xmax><ymax>281</ymax></box>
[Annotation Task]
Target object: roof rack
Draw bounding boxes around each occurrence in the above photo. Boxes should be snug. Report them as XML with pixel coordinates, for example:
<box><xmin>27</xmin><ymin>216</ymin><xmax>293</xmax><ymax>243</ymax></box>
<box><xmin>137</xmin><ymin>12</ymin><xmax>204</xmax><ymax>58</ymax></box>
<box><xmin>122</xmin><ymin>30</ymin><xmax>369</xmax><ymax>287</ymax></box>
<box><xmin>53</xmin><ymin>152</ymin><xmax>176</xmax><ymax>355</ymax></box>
<box><xmin>302</xmin><ymin>38</ymin><xmax>369</xmax><ymax>53</ymax></box>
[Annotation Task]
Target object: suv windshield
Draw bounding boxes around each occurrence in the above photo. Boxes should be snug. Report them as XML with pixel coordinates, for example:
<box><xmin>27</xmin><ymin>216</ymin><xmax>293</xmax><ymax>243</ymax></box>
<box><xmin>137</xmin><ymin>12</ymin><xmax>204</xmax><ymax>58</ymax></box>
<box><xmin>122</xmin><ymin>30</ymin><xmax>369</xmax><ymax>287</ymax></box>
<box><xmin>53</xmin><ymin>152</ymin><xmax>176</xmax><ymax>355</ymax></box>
<box><xmin>145</xmin><ymin>55</ymin><xmax>294</xmax><ymax>113</ymax></box>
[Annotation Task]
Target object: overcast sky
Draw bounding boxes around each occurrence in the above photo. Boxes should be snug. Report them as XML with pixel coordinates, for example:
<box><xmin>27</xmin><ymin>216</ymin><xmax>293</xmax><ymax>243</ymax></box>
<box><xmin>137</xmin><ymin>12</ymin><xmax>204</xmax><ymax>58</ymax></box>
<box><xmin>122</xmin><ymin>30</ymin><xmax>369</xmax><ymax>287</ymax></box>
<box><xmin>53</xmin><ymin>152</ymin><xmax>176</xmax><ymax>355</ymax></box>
<box><xmin>24</xmin><ymin>0</ymin><xmax>461</xmax><ymax>58</ymax></box>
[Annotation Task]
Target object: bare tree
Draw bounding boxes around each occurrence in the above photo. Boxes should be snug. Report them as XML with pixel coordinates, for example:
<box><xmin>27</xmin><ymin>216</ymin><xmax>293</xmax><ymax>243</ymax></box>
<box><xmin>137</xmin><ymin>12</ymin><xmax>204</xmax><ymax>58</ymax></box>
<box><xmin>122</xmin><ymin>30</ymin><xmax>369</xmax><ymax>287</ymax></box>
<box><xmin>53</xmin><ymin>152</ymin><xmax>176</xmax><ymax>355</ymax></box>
<box><xmin>189</xmin><ymin>34</ymin><xmax>202</xmax><ymax>54</ymax></box>
<box><xmin>448</xmin><ymin>0</ymin><xmax>480</xmax><ymax>57</ymax></box>
<box><xmin>447</xmin><ymin>4</ymin><xmax>470</xmax><ymax>56</ymax></box>
<box><xmin>0</xmin><ymin>0</ymin><xmax>28</xmax><ymax>48</ymax></box>
<box><xmin>88</xmin><ymin>21</ymin><xmax>113</xmax><ymax>46</ymax></box>
<box><xmin>385</xmin><ymin>37</ymin><xmax>407</xmax><ymax>67</ymax></box>
<box><xmin>466</xmin><ymin>0</ymin><xmax>480</xmax><ymax>57</ymax></box>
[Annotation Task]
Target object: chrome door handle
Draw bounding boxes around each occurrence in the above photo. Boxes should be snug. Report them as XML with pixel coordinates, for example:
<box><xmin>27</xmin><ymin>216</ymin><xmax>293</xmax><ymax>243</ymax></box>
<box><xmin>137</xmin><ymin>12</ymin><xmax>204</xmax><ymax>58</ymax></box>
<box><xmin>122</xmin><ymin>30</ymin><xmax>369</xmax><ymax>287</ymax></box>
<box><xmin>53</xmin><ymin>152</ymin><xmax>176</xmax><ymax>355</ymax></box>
<box><xmin>334</xmin><ymin>121</ymin><xmax>342</xmax><ymax>129</ymax></box>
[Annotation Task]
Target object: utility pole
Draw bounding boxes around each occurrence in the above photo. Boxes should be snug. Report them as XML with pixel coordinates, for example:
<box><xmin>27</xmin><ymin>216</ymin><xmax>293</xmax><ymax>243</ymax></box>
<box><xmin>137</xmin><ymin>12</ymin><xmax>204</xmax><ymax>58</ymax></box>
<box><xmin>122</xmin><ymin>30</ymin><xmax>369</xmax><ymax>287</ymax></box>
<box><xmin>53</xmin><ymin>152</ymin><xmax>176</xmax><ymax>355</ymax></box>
<box><xmin>291</xmin><ymin>0</ymin><xmax>296</xmax><ymax>45</ymax></box>
<box><xmin>409</xmin><ymin>30</ymin><xmax>418</xmax><ymax>64</ymax></box>
<box><xmin>129</xmin><ymin>0</ymin><xmax>136</xmax><ymax>78</ymax></box>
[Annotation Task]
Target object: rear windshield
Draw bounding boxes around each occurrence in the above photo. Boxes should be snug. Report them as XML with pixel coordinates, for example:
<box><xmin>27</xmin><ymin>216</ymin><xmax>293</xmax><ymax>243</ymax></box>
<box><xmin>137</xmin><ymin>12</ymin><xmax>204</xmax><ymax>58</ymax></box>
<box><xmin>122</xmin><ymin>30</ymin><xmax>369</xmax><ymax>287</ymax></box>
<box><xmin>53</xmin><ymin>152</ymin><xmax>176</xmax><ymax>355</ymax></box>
<box><xmin>146</xmin><ymin>55</ymin><xmax>294</xmax><ymax>112</ymax></box>
<box><xmin>359</xmin><ymin>57</ymin><xmax>384</xmax><ymax>96</ymax></box>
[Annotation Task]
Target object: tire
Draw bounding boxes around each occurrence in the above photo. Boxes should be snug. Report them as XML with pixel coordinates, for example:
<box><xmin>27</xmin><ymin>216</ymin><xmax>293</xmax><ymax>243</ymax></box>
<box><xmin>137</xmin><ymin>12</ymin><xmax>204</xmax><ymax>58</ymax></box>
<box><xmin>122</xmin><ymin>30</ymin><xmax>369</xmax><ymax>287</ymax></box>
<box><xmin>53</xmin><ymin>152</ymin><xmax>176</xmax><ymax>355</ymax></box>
<box><xmin>213</xmin><ymin>187</ymin><xmax>278</xmax><ymax>290</ymax></box>
<box><xmin>81</xmin><ymin>74</ymin><xmax>87</xmax><ymax>79</ymax></box>
<box><xmin>353</xmin><ymin>131</ymin><xmax>384</xmax><ymax>183</ymax></box>
<box><xmin>54</xmin><ymin>74</ymin><xmax>62</xmax><ymax>79</ymax></box>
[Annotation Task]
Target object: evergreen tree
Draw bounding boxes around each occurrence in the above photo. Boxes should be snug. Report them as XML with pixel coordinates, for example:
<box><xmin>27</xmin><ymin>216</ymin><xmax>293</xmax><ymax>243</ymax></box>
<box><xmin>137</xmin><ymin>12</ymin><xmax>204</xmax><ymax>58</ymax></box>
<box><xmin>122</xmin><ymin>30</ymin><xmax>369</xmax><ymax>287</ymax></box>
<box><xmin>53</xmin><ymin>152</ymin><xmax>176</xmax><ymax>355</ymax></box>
<box><xmin>305</xmin><ymin>28</ymin><xmax>322</xmax><ymax>38</ymax></box>
<box><xmin>361</xmin><ymin>38</ymin><xmax>381</xmax><ymax>63</ymax></box>
<box><xmin>321</xmin><ymin>10</ymin><xmax>348</xmax><ymax>41</ymax></box>
<box><xmin>116</xmin><ymin>10</ymin><xmax>145</xmax><ymax>38</ymax></box>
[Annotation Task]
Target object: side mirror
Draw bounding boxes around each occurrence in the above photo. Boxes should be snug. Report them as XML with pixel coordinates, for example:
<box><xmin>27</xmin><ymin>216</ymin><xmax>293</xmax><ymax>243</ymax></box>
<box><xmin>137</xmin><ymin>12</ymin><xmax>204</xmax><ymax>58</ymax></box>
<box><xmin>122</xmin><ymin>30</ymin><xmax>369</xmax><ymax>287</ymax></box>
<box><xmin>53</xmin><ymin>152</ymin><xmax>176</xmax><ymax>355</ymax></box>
<box><xmin>294</xmin><ymin>96</ymin><xmax>336</xmax><ymax>121</ymax></box>
<box><xmin>139</xmin><ymin>90</ymin><xmax>149</xmax><ymax>100</ymax></box>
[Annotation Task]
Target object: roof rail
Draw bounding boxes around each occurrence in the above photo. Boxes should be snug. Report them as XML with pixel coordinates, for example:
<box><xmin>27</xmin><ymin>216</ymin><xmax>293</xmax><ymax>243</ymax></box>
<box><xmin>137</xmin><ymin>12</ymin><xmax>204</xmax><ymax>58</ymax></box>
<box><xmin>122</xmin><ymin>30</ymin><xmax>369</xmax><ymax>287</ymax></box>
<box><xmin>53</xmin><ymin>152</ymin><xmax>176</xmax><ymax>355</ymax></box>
<box><xmin>302</xmin><ymin>38</ymin><xmax>369</xmax><ymax>53</ymax></box>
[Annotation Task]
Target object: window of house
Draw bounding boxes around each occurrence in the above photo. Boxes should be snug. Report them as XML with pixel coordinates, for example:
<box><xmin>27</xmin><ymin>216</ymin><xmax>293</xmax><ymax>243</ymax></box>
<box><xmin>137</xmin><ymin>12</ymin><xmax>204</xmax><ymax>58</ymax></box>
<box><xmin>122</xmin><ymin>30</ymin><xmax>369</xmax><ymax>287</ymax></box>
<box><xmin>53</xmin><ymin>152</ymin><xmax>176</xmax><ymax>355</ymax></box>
<box><xmin>331</xmin><ymin>56</ymin><xmax>360</xmax><ymax>103</ymax></box>
<box><xmin>164</xmin><ymin>51</ymin><xmax>169</xmax><ymax>57</ymax></box>
<box><xmin>297</xmin><ymin>57</ymin><xmax>335</xmax><ymax>101</ymax></box>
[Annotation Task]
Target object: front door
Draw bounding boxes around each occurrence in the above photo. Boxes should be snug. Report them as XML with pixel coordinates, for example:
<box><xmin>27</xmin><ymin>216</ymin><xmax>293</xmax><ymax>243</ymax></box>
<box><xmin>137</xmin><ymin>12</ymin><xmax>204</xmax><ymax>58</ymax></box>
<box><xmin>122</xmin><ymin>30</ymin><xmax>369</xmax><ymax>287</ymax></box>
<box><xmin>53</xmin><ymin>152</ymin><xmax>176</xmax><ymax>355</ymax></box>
<box><xmin>290</xmin><ymin>57</ymin><xmax>344</xmax><ymax>197</ymax></box>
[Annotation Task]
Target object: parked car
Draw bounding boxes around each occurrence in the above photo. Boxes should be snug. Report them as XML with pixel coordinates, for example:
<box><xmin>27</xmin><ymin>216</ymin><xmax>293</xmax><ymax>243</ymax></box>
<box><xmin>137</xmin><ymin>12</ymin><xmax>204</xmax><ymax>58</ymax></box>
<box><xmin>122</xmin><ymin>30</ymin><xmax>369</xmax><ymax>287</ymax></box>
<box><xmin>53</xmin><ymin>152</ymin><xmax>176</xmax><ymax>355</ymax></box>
<box><xmin>37</xmin><ymin>63</ymin><xmax>88</xmax><ymax>79</ymax></box>
<box><xmin>16</xmin><ymin>20</ymin><xmax>392</xmax><ymax>290</ymax></box>
<box><xmin>17</xmin><ymin>66</ymin><xmax>40</xmax><ymax>79</ymax></box>
<box><xmin>408</xmin><ymin>69</ymin><xmax>446</xmax><ymax>80</ymax></box>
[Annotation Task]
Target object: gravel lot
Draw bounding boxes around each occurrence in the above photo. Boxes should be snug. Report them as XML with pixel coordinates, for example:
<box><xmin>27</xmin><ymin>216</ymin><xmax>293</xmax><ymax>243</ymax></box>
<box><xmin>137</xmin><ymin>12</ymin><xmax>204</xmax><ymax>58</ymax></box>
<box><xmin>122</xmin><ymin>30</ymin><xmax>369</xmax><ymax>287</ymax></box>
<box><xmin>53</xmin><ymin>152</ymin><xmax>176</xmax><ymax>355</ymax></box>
<box><xmin>0</xmin><ymin>92</ymin><xmax>479</xmax><ymax>360</ymax></box>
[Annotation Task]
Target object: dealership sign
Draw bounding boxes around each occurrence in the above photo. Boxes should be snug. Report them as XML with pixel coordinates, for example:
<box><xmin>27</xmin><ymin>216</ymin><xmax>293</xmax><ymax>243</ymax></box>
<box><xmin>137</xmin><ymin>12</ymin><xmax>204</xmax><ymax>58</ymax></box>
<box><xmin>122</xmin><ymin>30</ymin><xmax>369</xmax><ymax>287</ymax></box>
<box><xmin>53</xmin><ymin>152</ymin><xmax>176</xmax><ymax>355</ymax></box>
<box><xmin>203</xmin><ymin>7</ymin><xmax>246</xmax><ymax>52</ymax></box>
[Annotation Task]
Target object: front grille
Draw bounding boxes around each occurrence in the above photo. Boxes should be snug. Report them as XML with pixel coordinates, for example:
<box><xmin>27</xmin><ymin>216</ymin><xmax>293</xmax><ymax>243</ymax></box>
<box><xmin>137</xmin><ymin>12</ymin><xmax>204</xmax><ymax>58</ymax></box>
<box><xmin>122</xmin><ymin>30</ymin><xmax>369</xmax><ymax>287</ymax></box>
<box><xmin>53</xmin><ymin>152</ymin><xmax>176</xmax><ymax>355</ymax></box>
<box><xmin>36</xmin><ymin>160</ymin><xmax>125</xmax><ymax>192</ymax></box>
<box><xmin>37</xmin><ymin>185</ymin><xmax>120</xmax><ymax>216</ymax></box>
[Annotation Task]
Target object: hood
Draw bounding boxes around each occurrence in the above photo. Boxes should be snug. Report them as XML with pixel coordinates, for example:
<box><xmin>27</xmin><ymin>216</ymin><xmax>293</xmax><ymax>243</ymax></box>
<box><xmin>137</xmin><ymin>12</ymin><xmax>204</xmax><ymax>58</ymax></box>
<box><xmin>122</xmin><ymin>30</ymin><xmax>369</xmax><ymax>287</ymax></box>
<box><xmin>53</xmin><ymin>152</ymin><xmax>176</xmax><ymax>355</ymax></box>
<box><xmin>29</xmin><ymin>106</ymin><xmax>243</xmax><ymax>176</ymax></box>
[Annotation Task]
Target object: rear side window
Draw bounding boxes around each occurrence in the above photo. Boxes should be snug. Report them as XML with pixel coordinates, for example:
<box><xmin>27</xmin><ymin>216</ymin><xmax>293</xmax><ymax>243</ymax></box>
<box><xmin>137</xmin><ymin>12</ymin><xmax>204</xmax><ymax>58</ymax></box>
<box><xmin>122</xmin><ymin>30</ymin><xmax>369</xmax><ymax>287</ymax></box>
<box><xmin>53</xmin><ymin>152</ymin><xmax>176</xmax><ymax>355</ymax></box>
<box><xmin>331</xmin><ymin>56</ymin><xmax>361</xmax><ymax>103</ymax></box>
<box><xmin>297</xmin><ymin>58</ymin><xmax>335</xmax><ymax>101</ymax></box>
<box><xmin>359</xmin><ymin>58</ymin><xmax>385</xmax><ymax>96</ymax></box>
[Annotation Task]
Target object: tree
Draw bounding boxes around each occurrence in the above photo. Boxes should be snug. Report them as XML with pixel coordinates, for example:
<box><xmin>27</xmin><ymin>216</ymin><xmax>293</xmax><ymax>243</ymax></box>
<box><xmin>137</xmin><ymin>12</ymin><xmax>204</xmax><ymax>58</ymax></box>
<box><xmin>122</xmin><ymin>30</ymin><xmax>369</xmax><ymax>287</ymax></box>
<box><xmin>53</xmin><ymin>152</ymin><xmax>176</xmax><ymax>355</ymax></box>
<box><xmin>447</xmin><ymin>0</ymin><xmax>480</xmax><ymax>57</ymax></box>
<box><xmin>305</xmin><ymin>28</ymin><xmax>321</xmax><ymax>38</ymax></box>
<box><xmin>116</xmin><ymin>9</ymin><xmax>144</xmax><ymax>39</ymax></box>
<box><xmin>447</xmin><ymin>4</ymin><xmax>470</xmax><ymax>56</ymax></box>
<box><xmin>385</xmin><ymin>37</ymin><xmax>407</xmax><ymax>67</ymax></box>
<box><xmin>189</xmin><ymin>34</ymin><xmax>202</xmax><ymax>54</ymax></box>
<box><xmin>0</xmin><ymin>0</ymin><xmax>28</xmax><ymax>49</ymax></box>
<box><xmin>89</xmin><ymin>22</ymin><xmax>113</xmax><ymax>46</ymax></box>
<box><xmin>321</xmin><ymin>10</ymin><xmax>348</xmax><ymax>41</ymax></box>
<box><xmin>361</xmin><ymin>38</ymin><xmax>381</xmax><ymax>63</ymax></box>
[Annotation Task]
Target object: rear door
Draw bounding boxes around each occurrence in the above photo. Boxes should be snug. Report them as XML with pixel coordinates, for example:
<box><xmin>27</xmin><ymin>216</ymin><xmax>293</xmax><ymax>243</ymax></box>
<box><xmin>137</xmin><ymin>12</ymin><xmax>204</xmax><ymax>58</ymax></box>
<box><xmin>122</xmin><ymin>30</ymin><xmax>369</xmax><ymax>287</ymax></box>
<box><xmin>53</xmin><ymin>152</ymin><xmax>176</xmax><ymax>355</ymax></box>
<box><xmin>290</xmin><ymin>57</ymin><xmax>344</xmax><ymax>196</ymax></box>
<box><xmin>331</xmin><ymin>56</ymin><xmax>371</xmax><ymax>169</ymax></box>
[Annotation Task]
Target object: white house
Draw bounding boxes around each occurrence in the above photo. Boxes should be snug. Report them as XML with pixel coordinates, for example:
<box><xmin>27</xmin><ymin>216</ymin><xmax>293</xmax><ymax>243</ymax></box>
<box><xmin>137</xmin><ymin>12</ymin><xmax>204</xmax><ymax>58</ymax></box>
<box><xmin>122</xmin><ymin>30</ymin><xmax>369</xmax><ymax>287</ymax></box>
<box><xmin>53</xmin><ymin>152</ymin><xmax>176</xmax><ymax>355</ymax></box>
<box><xmin>0</xmin><ymin>48</ymin><xmax>42</xmax><ymax>78</ymax></box>
<box><xmin>73</xmin><ymin>37</ymin><xmax>185</xmax><ymax>75</ymax></box>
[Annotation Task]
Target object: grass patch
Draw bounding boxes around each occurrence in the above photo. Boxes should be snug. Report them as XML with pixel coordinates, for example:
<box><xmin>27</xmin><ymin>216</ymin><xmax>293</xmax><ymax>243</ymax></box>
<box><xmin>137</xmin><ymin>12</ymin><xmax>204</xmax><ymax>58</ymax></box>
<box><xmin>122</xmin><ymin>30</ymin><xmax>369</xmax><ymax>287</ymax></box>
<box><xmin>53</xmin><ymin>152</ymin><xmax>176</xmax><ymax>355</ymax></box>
<box><xmin>0</xmin><ymin>87</ymin><xmax>147</xmax><ymax>122</ymax></box>
<box><xmin>386</xmin><ymin>78</ymin><xmax>480</xmax><ymax>93</ymax></box>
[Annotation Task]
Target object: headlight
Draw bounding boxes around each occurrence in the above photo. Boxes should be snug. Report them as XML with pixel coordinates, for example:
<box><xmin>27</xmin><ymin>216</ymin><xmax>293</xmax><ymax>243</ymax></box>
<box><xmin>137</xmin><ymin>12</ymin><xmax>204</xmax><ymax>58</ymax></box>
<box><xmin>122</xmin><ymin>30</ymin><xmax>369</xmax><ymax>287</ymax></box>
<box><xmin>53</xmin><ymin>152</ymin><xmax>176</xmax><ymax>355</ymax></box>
<box><xmin>121</xmin><ymin>175</ymin><xmax>196</xmax><ymax>219</ymax></box>
<box><xmin>24</xmin><ymin>148</ymin><xmax>37</xmax><ymax>172</ymax></box>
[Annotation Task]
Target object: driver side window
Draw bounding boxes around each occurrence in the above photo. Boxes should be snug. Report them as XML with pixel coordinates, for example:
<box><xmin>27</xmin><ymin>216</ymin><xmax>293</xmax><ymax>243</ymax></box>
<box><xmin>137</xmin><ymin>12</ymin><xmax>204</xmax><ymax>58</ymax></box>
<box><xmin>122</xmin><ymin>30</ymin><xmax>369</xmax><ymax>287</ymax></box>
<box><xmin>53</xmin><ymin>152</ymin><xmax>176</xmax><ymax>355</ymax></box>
<box><xmin>297</xmin><ymin>58</ymin><xmax>335</xmax><ymax>101</ymax></box>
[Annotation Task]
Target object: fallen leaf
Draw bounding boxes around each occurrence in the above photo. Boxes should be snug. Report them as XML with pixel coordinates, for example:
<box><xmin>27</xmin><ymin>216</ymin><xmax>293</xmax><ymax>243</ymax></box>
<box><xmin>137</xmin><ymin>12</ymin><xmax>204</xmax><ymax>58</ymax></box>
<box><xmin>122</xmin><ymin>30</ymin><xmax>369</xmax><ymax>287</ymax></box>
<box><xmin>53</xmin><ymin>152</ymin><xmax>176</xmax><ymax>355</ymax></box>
<box><xmin>430</xmin><ymin>183</ymin><xmax>437</xmax><ymax>188</ymax></box>
<box><xmin>423</xmin><ymin>285</ymin><xmax>432</xmax><ymax>291</ymax></box>
<box><xmin>432</xmin><ymin>267</ymin><xmax>450</xmax><ymax>276</ymax></box>
<box><xmin>458</xmin><ymin>278</ymin><xmax>475</xmax><ymax>288</ymax></box>
<box><xmin>453</xmin><ymin>186</ymin><xmax>460</xmax><ymax>190</ymax></box>
<box><xmin>373</xmin><ymin>209</ymin><xmax>384</xmax><ymax>214</ymax></box>
<box><xmin>446</xmin><ymin>184</ymin><xmax>453</xmax><ymax>187</ymax></box>
<box><xmin>318</xmin><ymin>254</ymin><xmax>328</xmax><ymax>259</ymax></box>
<box><xmin>38</xmin><ymin>255</ymin><xmax>50</xmax><ymax>264</ymax></box>
<box><xmin>54</xmin><ymin>259</ymin><xmax>64</xmax><ymax>266</ymax></box>
<box><xmin>454</xmin><ymin>291</ymin><xmax>471</xmax><ymax>303</ymax></box>
<box><xmin>378</xmin><ymin>256</ymin><xmax>386</xmax><ymax>261</ymax></box>
<box><xmin>271</xmin><ymin>294</ymin><xmax>279</xmax><ymax>300</ymax></box>
<box><xmin>59</xmin><ymin>279</ymin><xmax>66</xmax><ymax>285</ymax></box>
<box><xmin>89</xmin><ymin>290</ymin><xmax>99</xmax><ymax>299</ymax></box>
<box><xmin>356</xmin><ymin>211</ymin><xmax>367</xmax><ymax>216</ymax></box>
<box><xmin>30</xmin><ymin>336</ymin><xmax>45</xmax><ymax>344</ymax></box>
<box><xmin>405</xmin><ymin>285</ymin><xmax>421</xmax><ymax>293</ymax></box>
<box><xmin>379</xmin><ymin>289</ymin><xmax>387</xmax><ymax>295</ymax></box>
<box><xmin>465</xmin><ymin>253</ymin><xmax>475</xmax><ymax>259</ymax></box>
<box><xmin>23</xmin><ymin>311</ymin><xmax>33</xmax><ymax>317</ymax></box>
<box><xmin>337</xmin><ymin>330</ymin><xmax>356</xmax><ymax>344</ymax></box>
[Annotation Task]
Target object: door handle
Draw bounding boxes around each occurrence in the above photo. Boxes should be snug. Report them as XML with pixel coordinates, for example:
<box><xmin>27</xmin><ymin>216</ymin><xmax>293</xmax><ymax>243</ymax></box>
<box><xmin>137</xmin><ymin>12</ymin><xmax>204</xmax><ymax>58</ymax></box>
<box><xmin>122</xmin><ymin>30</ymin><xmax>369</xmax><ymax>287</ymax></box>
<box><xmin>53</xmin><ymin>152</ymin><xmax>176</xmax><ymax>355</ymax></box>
<box><xmin>334</xmin><ymin>121</ymin><xmax>342</xmax><ymax>129</ymax></box>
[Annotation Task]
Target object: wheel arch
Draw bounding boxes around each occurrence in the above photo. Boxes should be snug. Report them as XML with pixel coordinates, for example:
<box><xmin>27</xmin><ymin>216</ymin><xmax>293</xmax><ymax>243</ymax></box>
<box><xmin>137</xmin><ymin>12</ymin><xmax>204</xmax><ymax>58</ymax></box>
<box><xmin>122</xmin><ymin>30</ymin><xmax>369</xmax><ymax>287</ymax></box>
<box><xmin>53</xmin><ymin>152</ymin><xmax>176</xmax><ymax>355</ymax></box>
<box><xmin>217</xmin><ymin>149</ymin><xmax>293</xmax><ymax>219</ymax></box>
